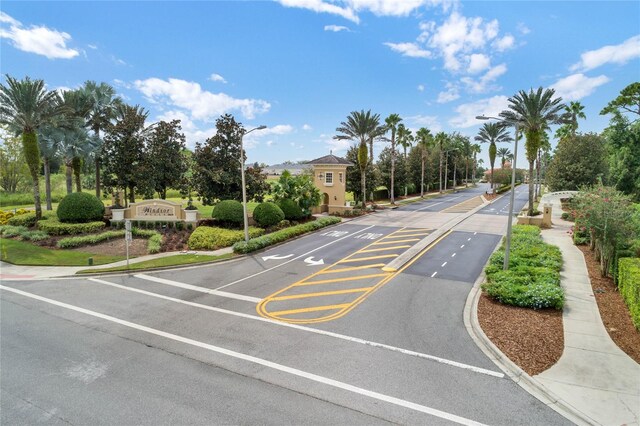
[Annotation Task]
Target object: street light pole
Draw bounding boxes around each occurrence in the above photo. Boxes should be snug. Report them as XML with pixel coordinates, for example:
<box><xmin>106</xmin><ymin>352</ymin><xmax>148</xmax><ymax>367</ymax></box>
<box><xmin>240</xmin><ymin>125</ymin><xmax>267</xmax><ymax>243</ymax></box>
<box><xmin>476</xmin><ymin>115</ymin><xmax>518</xmax><ymax>270</ymax></box>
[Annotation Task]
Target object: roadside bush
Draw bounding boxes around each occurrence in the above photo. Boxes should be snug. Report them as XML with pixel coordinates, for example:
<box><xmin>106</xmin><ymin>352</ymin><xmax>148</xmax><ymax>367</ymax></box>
<box><xmin>212</xmin><ymin>200</ymin><xmax>244</xmax><ymax>224</ymax></box>
<box><xmin>19</xmin><ymin>229</ymin><xmax>49</xmax><ymax>241</ymax></box>
<box><xmin>233</xmin><ymin>216</ymin><xmax>341</xmax><ymax>254</ymax></box>
<box><xmin>148</xmin><ymin>233</ymin><xmax>162</xmax><ymax>254</ymax></box>
<box><xmin>618</xmin><ymin>257</ymin><xmax>640</xmax><ymax>330</ymax></box>
<box><xmin>57</xmin><ymin>193</ymin><xmax>105</xmax><ymax>223</ymax></box>
<box><xmin>188</xmin><ymin>226</ymin><xmax>264</xmax><ymax>250</ymax></box>
<box><xmin>7</xmin><ymin>212</ymin><xmax>38</xmax><ymax>227</ymax></box>
<box><xmin>0</xmin><ymin>225</ymin><xmax>28</xmax><ymax>238</ymax></box>
<box><xmin>0</xmin><ymin>208</ymin><xmax>29</xmax><ymax>225</ymax></box>
<box><xmin>38</xmin><ymin>217</ymin><xmax>105</xmax><ymax>235</ymax></box>
<box><xmin>253</xmin><ymin>202</ymin><xmax>285</xmax><ymax>227</ymax></box>
<box><xmin>482</xmin><ymin>225</ymin><xmax>564</xmax><ymax>310</ymax></box>
<box><xmin>57</xmin><ymin>228</ymin><xmax>161</xmax><ymax>249</ymax></box>
<box><xmin>277</xmin><ymin>198</ymin><xmax>305</xmax><ymax>220</ymax></box>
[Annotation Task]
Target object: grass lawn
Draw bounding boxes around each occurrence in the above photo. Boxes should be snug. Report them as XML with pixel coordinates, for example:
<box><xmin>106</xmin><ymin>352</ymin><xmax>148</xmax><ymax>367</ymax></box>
<box><xmin>76</xmin><ymin>252</ymin><xmax>234</xmax><ymax>274</ymax></box>
<box><xmin>0</xmin><ymin>238</ymin><xmax>125</xmax><ymax>266</ymax></box>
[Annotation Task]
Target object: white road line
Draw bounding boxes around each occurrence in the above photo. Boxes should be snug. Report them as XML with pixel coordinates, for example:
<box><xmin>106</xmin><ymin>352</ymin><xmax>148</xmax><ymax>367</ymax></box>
<box><xmin>467</xmin><ymin>238</ymin><xmax>471</xmax><ymax>241</ymax></box>
<box><xmin>214</xmin><ymin>224</ymin><xmax>377</xmax><ymax>291</ymax></box>
<box><xmin>460</xmin><ymin>245</ymin><xmax>465</xmax><ymax>249</ymax></box>
<box><xmin>85</xmin><ymin>278</ymin><xmax>503</xmax><ymax>378</ymax></box>
<box><xmin>451</xmin><ymin>253</ymin><xmax>456</xmax><ymax>258</ymax></box>
<box><xmin>431</xmin><ymin>271</ymin><xmax>438</xmax><ymax>277</ymax></box>
<box><xmin>473</xmin><ymin>232</ymin><xmax>477</xmax><ymax>235</ymax></box>
<box><xmin>441</xmin><ymin>262</ymin><xmax>447</xmax><ymax>267</ymax></box>
<box><xmin>0</xmin><ymin>284</ymin><xmax>487</xmax><ymax>426</ymax></box>
<box><xmin>134</xmin><ymin>275</ymin><xmax>261</xmax><ymax>303</ymax></box>
<box><xmin>413</xmin><ymin>195</ymin><xmax>464</xmax><ymax>212</ymax></box>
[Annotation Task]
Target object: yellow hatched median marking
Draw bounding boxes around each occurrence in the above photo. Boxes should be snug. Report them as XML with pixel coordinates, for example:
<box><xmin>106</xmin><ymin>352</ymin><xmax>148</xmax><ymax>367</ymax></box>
<box><xmin>392</xmin><ymin>228</ymin><xmax>429</xmax><ymax>233</ymax></box>
<box><xmin>318</xmin><ymin>264</ymin><xmax>386</xmax><ymax>274</ymax></box>
<box><xmin>371</xmin><ymin>238</ymin><xmax>420</xmax><ymax>245</ymax></box>
<box><xmin>270</xmin><ymin>287</ymin><xmax>373</xmax><ymax>301</ymax></box>
<box><xmin>269</xmin><ymin>303</ymin><xmax>351</xmax><ymax>317</ymax></box>
<box><xmin>338</xmin><ymin>254</ymin><xmax>398</xmax><ymax>263</ymax></box>
<box><xmin>382</xmin><ymin>232</ymin><xmax>430</xmax><ymax>239</ymax></box>
<box><xmin>358</xmin><ymin>245</ymin><xmax>411</xmax><ymax>253</ymax></box>
<box><xmin>295</xmin><ymin>273</ymin><xmax>390</xmax><ymax>286</ymax></box>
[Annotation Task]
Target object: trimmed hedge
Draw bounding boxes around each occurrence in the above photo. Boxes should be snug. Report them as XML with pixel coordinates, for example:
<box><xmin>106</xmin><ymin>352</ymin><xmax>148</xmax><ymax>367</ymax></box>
<box><xmin>253</xmin><ymin>202</ymin><xmax>285</xmax><ymax>227</ymax></box>
<box><xmin>7</xmin><ymin>212</ymin><xmax>38</xmax><ymax>227</ymax></box>
<box><xmin>57</xmin><ymin>228</ymin><xmax>161</xmax><ymax>250</ymax></box>
<box><xmin>277</xmin><ymin>198</ymin><xmax>305</xmax><ymax>220</ymax></box>
<box><xmin>57</xmin><ymin>192</ymin><xmax>105</xmax><ymax>223</ymax></box>
<box><xmin>188</xmin><ymin>226</ymin><xmax>265</xmax><ymax>250</ymax></box>
<box><xmin>212</xmin><ymin>200</ymin><xmax>244</xmax><ymax>224</ymax></box>
<box><xmin>233</xmin><ymin>216</ymin><xmax>341</xmax><ymax>254</ymax></box>
<box><xmin>618</xmin><ymin>257</ymin><xmax>640</xmax><ymax>330</ymax></box>
<box><xmin>38</xmin><ymin>217</ymin><xmax>105</xmax><ymax>235</ymax></box>
<box><xmin>0</xmin><ymin>208</ymin><xmax>29</xmax><ymax>226</ymax></box>
<box><xmin>482</xmin><ymin>225</ymin><xmax>564</xmax><ymax>310</ymax></box>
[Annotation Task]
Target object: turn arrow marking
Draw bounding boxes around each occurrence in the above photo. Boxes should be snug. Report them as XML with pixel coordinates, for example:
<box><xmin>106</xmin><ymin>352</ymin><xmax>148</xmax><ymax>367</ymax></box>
<box><xmin>304</xmin><ymin>256</ymin><xmax>325</xmax><ymax>266</ymax></box>
<box><xmin>262</xmin><ymin>254</ymin><xmax>294</xmax><ymax>261</ymax></box>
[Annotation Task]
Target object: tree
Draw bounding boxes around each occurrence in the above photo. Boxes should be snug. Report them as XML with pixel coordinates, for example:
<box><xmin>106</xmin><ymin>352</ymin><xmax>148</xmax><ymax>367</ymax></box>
<box><xmin>335</xmin><ymin>110</ymin><xmax>381</xmax><ymax>208</ymax></box>
<box><xmin>0</xmin><ymin>126</ymin><xmax>29</xmax><ymax>193</ymax></box>
<box><xmin>545</xmin><ymin>133</ymin><xmax>608</xmax><ymax>192</ymax></box>
<box><xmin>415</xmin><ymin>127</ymin><xmax>433</xmax><ymax>197</ymax></box>
<box><xmin>471</xmin><ymin>143</ymin><xmax>481</xmax><ymax>184</ymax></box>
<box><xmin>384</xmin><ymin>113</ymin><xmax>402</xmax><ymax>204</ymax></box>
<box><xmin>144</xmin><ymin>120</ymin><xmax>187</xmax><ymax>199</ymax></box>
<box><xmin>497</xmin><ymin>147</ymin><xmax>512</xmax><ymax>169</ymax></box>
<box><xmin>434</xmin><ymin>131</ymin><xmax>449</xmax><ymax>193</ymax></box>
<box><xmin>600</xmin><ymin>82</ymin><xmax>640</xmax><ymax>119</ymax></box>
<box><xmin>500</xmin><ymin>87</ymin><xmax>567</xmax><ymax>216</ymax></box>
<box><xmin>397</xmin><ymin>124</ymin><xmax>413</xmax><ymax>196</ymax></box>
<box><xmin>603</xmin><ymin>114</ymin><xmax>640</xmax><ymax>200</ymax></box>
<box><xmin>61</xmin><ymin>89</ymin><xmax>93</xmax><ymax>194</ymax></box>
<box><xmin>475</xmin><ymin>122</ymin><xmax>512</xmax><ymax>191</ymax></box>
<box><xmin>0</xmin><ymin>76</ymin><xmax>65</xmax><ymax>219</ymax></box>
<box><xmin>566</xmin><ymin>101</ymin><xmax>586</xmax><ymax>137</ymax></box>
<box><xmin>344</xmin><ymin>145</ymin><xmax>379</xmax><ymax>203</ymax></box>
<box><xmin>102</xmin><ymin>104</ymin><xmax>148</xmax><ymax>204</ymax></box>
<box><xmin>37</xmin><ymin>124</ymin><xmax>63</xmax><ymax>209</ymax></box>
<box><xmin>377</xmin><ymin>146</ymin><xmax>407</xmax><ymax>199</ymax></box>
<box><xmin>84</xmin><ymin>81</ymin><xmax>122</xmax><ymax>197</ymax></box>
<box><xmin>271</xmin><ymin>170</ymin><xmax>320</xmax><ymax>216</ymax></box>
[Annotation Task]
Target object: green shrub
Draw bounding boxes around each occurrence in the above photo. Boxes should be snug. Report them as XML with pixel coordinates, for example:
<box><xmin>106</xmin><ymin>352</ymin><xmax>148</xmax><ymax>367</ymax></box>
<box><xmin>253</xmin><ymin>202</ymin><xmax>285</xmax><ymax>227</ymax></box>
<box><xmin>188</xmin><ymin>226</ymin><xmax>264</xmax><ymax>250</ymax></box>
<box><xmin>233</xmin><ymin>216</ymin><xmax>341</xmax><ymax>254</ymax></box>
<box><xmin>482</xmin><ymin>224</ymin><xmax>564</xmax><ymax>310</ymax></box>
<box><xmin>38</xmin><ymin>217</ymin><xmax>105</xmax><ymax>235</ymax></box>
<box><xmin>212</xmin><ymin>200</ymin><xmax>244</xmax><ymax>224</ymax></box>
<box><xmin>57</xmin><ymin>227</ymin><xmax>160</xmax><ymax>249</ymax></box>
<box><xmin>7</xmin><ymin>212</ymin><xmax>38</xmax><ymax>227</ymax></box>
<box><xmin>618</xmin><ymin>257</ymin><xmax>640</xmax><ymax>330</ymax></box>
<box><xmin>148</xmin><ymin>233</ymin><xmax>162</xmax><ymax>254</ymax></box>
<box><xmin>19</xmin><ymin>229</ymin><xmax>49</xmax><ymax>241</ymax></box>
<box><xmin>57</xmin><ymin>193</ymin><xmax>105</xmax><ymax>223</ymax></box>
<box><xmin>277</xmin><ymin>198</ymin><xmax>305</xmax><ymax>220</ymax></box>
<box><xmin>0</xmin><ymin>225</ymin><xmax>28</xmax><ymax>237</ymax></box>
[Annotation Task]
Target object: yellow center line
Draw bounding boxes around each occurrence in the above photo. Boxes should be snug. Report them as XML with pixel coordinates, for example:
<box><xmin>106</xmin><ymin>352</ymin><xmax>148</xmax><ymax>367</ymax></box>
<box><xmin>318</xmin><ymin>264</ymin><xmax>386</xmax><ymax>274</ymax></box>
<box><xmin>358</xmin><ymin>245</ymin><xmax>411</xmax><ymax>253</ymax></box>
<box><xmin>295</xmin><ymin>273</ymin><xmax>390</xmax><ymax>286</ymax></box>
<box><xmin>270</xmin><ymin>287</ymin><xmax>373</xmax><ymax>301</ymax></box>
<box><xmin>371</xmin><ymin>238</ymin><xmax>420</xmax><ymax>245</ymax></box>
<box><xmin>268</xmin><ymin>303</ymin><xmax>350</xmax><ymax>317</ymax></box>
<box><xmin>338</xmin><ymin>254</ymin><xmax>398</xmax><ymax>263</ymax></box>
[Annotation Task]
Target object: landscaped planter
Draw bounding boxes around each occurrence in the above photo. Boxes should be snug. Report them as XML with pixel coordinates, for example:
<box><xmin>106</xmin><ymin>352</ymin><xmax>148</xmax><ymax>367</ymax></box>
<box><xmin>111</xmin><ymin>208</ymin><xmax>126</xmax><ymax>221</ymax></box>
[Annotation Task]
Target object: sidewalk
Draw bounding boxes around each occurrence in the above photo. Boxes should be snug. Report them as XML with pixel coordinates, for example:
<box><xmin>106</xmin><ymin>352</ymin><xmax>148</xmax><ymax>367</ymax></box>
<box><xmin>534</xmin><ymin>194</ymin><xmax>640</xmax><ymax>425</ymax></box>
<box><xmin>0</xmin><ymin>247</ymin><xmax>233</xmax><ymax>280</ymax></box>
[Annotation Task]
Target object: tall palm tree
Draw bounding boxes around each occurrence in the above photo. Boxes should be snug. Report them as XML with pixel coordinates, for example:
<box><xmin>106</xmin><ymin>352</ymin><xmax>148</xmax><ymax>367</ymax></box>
<box><xmin>335</xmin><ymin>110</ymin><xmax>381</xmax><ymax>208</ymax></box>
<box><xmin>434</xmin><ymin>131</ymin><xmax>449</xmax><ymax>193</ymax></box>
<box><xmin>397</xmin><ymin>124</ymin><xmax>413</xmax><ymax>196</ymax></box>
<box><xmin>415</xmin><ymin>127</ymin><xmax>433</xmax><ymax>197</ymax></box>
<box><xmin>61</xmin><ymin>89</ymin><xmax>93</xmax><ymax>193</ymax></box>
<box><xmin>475</xmin><ymin>123</ymin><xmax>512</xmax><ymax>191</ymax></box>
<box><xmin>500</xmin><ymin>87</ymin><xmax>566</xmax><ymax>216</ymax></box>
<box><xmin>471</xmin><ymin>144</ymin><xmax>481</xmax><ymax>185</ymax></box>
<box><xmin>84</xmin><ymin>81</ymin><xmax>121</xmax><ymax>197</ymax></box>
<box><xmin>459</xmin><ymin>135</ymin><xmax>472</xmax><ymax>187</ymax></box>
<box><xmin>566</xmin><ymin>101</ymin><xmax>586</xmax><ymax>137</ymax></box>
<box><xmin>554</xmin><ymin>124</ymin><xmax>571</xmax><ymax>142</ymax></box>
<box><xmin>497</xmin><ymin>147</ymin><xmax>512</xmax><ymax>168</ymax></box>
<box><xmin>0</xmin><ymin>76</ymin><xmax>65</xmax><ymax>219</ymax></box>
<box><xmin>37</xmin><ymin>124</ymin><xmax>64</xmax><ymax>209</ymax></box>
<box><xmin>384</xmin><ymin>113</ymin><xmax>402</xmax><ymax>204</ymax></box>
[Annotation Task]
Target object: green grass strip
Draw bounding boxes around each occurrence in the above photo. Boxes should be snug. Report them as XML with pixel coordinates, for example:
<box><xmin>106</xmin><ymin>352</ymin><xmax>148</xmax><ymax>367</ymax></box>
<box><xmin>1</xmin><ymin>238</ymin><xmax>124</xmax><ymax>266</ymax></box>
<box><xmin>75</xmin><ymin>253</ymin><xmax>234</xmax><ymax>274</ymax></box>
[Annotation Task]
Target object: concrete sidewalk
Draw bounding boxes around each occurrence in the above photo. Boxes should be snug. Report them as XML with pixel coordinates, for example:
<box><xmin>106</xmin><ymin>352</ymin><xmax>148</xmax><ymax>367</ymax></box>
<box><xmin>534</xmin><ymin>194</ymin><xmax>640</xmax><ymax>425</ymax></box>
<box><xmin>0</xmin><ymin>247</ymin><xmax>233</xmax><ymax>280</ymax></box>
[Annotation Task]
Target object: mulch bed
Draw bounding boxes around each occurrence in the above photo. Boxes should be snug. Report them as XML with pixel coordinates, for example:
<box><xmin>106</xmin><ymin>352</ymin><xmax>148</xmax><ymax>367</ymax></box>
<box><xmin>71</xmin><ymin>238</ymin><xmax>149</xmax><ymax>257</ymax></box>
<box><xmin>477</xmin><ymin>294</ymin><xmax>564</xmax><ymax>376</ymax></box>
<box><xmin>577</xmin><ymin>244</ymin><xmax>640</xmax><ymax>364</ymax></box>
<box><xmin>160</xmin><ymin>229</ymin><xmax>191</xmax><ymax>252</ymax></box>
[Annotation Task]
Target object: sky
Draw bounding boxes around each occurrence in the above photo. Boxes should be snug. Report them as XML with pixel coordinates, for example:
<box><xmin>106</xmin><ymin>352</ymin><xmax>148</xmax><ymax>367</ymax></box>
<box><xmin>1</xmin><ymin>0</ymin><xmax>639</xmax><ymax>168</ymax></box>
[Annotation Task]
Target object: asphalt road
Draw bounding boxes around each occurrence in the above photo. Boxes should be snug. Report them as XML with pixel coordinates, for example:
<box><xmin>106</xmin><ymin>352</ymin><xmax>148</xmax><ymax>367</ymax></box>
<box><xmin>1</xmin><ymin>185</ymin><xmax>571</xmax><ymax>425</ymax></box>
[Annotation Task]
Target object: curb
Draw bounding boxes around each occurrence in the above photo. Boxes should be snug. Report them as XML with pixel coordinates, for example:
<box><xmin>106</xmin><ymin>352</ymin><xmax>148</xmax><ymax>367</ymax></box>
<box><xmin>462</xmin><ymin>228</ymin><xmax>598</xmax><ymax>426</ymax></box>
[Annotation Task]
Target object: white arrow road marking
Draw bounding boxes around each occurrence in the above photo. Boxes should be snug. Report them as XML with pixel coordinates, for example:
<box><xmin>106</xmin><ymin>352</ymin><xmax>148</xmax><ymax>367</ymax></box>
<box><xmin>304</xmin><ymin>256</ymin><xmax>324</xmax><ymax>266</ymax></box>
<box><xmin>261</xmin><ymin>254</ymin><xmax>294</xmax><ymax>261</ymax></box>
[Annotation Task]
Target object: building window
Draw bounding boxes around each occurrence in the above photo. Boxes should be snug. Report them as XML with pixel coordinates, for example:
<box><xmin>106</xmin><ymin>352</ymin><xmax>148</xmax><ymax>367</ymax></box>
<box><xmin>325</xmin><ymin>172</ymin><xmax>333</xmax><ymax>185</ymax></box>
<box><xmin>339</xmin><ymin>172</ymin><xmax>343</xmax><ymax>183</ymax></box>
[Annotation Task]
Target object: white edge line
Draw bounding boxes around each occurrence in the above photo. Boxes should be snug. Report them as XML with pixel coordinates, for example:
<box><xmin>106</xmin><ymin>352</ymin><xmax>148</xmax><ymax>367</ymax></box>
<box><xmin>431</xmin><ymin>272</ymin><xmax>438</xmax><ymax>278</ymax></box>
<box><xmin>133</xmin><ymin>274</ymin><xmax>261</xmax><ymax>303</ymax></box>
<box><xmin>452</xmin><ymin>253</ymin><xmax>457</xmax><ymax>257</ymax></box>
<box><xmin>213</xmin><ymin>224</ymin><xmax>377</xmax><ymax>291</ymax></box>
<box><xmin>86</xmin><ymin>278</ymin><xmax>503</xmax><ymax>379</ymax></box>
<box><xmin>0</xmin><ymin>284</ymin><xmax>487</xmax><ymax>426</ymax></box>
<box><xmin>441</xmin><ymin>262</ymin><xmax>447</xmax><ymax>267</ymax></box>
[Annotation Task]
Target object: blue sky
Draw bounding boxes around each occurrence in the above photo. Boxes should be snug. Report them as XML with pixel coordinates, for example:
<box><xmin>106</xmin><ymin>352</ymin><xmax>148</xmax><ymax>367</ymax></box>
<box><xmin>1</xmin><ymin>1</ymin><xmax>639</xmax><ymax>168</ymax></box>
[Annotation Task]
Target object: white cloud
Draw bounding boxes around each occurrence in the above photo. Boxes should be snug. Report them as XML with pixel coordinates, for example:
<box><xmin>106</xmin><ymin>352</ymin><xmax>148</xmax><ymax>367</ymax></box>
<box><xmin>406</xmin><ymin>114</ymin><xmax>442</xmax><ymax>132</ymax></box>
<box><xmin>467</xmin><ymin>53</ymin><xmax>490</xmax><ymax>74</ymax></box>
<box><xmin>493</xmin><ymin>34</ymin><xmax>514</xmax><ymax>51</ymax></box>
<box><xmin>384</xmin><ymin>42</ymin><xmax>431</xmax><ymax>58</ymax></box>
<box><xmin>437</xmin><ymin>82</ymin><xmax>459</xmax><ymax>103</ymax></box>
<box><xmin>154</xmin><ymin>110</ymin><xmax>216</xmax><ymax>148</ymax></box>
<box><xmin>324</xmin><ymin>24</ymin><xmax>350</xmax><ymax>32</ymax></box>
<box><xmin>266</xmin><ymin>140</ymin><xmax>275</xmax><ymax>147</ymax></box>
<box><xmin>517</xmin><ymin>22</ymin><xmax>530</xmax><ymax>35</ymax></box>
<box><xmin>302</xmin><ymin>124</ymin><xmax>313</xmax><ymax>130</ymax></box>
<box><xmin>87</xmin><ymin>44</ymin><xmax>97</xmax><ymax>49</ymax></box>
<box><xmin>110</xmin><ymin>55</ymin><xmax>126</xmax><ymax>66</ymax></box>
<box><xmin>461</xmin><ymin>63</ymin><xmax>506</xmax><ymax>93</ymax></box>
<box><xmin>0</xmin><ymin>12</ymin><xmax>79</xmax><ymax>59</ymax></box>
<box><xmin>570</xmin><ymin>35</ymin><xmax>640</xmax><ymax>72</ymax></box>
<box><xmin>112</xmin><ymin>78</ymin><xmax>132</xmax><ymax>89</ymax></box>
<box><xmin>325</xmin><ymin>138</ymin><xmax>352</xmax><ymax>153</ymax></box>
<box><xmin>417</xmin><ymin>84</ymin><xmax>425</xmax><ymax>92</ymax></box>
<box><xmin>277</xmin><ymin>0</ymin><xmax>360</xmax><ymax>23</ymax></box>
<box><xmin>551</xmin><ymin>73</ymin><xmax>610</xmax><ymax>101</ymax></box>
<box><xmin>243</xmin><ymin>124</ymin><xmax>294</xmax><ymax>148</ymax></box>
<box><xmin>449</xmin><ymin>95</ymin><xmax>509</xmax><ymax>128</ymax></box>
<box><xmin>134</xmin><ymin>77</ymin><xmax>270</xmax><ymax>120</ymax></box>
<box><xmin>209</xmin><ymin>73</ymin><xmax>227</xmax><ymax>83</ymax></box>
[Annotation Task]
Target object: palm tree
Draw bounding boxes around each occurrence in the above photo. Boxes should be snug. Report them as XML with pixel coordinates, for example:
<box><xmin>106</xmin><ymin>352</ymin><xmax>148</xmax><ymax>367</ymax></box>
<box><xmin>471</xmin><ymin>143</ymin><xmax>481</xmax><ymax>185</ymax></box>
<box><xmin>566</xmin><ymin>101</ymin><xmax>586</xmax><ymax>137</ymax></box>
<box><xmin>500</xmin><ymin>87</ymin><xmax>566</xmax><ymax>216</ymax></box>
<box><xmin>434</xmin><ymin>131</ymin><xmax>449</xmax><ymax>193</ymax></box>
<box><xmin>497</xmin><ymin>147</ymin><xmax>512</xmax><ymax>168</ymax></box>
<box><xmin>384</xmin><ymin>113</ymin><xmax>402</xmax><ymax>204</ymax></box>
<box><xmin>37</xmin><ymin>124</ymin><xmax>64</xmax><ymax>209</ymax></box>
<box><xmin>397</xmin><ymin>124</ymin><xmax>413</xmax><ymax>196</ymax></box>
<box><xmin>335</xmin><ymin>110</ymin><xmax>381</xmax><ymax>208</ymax></box>
<box><xmin>84</xmin><ymin>81</ymin><xmax>121</xmax><ymax>197</ymax></box>
<box><xmin>554</xmin><ymin>125</ymin><xmax>571</xmax><ymax>142</ymax></box>
<box><xmin>459</xmin><ymin>135</ymin><xmax>472</xmax><ymax>187</ymax></box>
<box><xmin>0</xmin><ymin>76</ymin><xmax>65</xmax><ymax>219</ymax></box>
<box><xmin>475</xmin><ymin>123</ymin><xmax>512</xmax><ymax>191</ymax></box>
<box><xmin>415</xmin><ymin>127</ymin><xmax>433</xmax><ymax>197</ymax></box>
<box><xmin>61</xmin><ymin>89</ymin><xmax>93</xmax><ymax>193</ymax></box>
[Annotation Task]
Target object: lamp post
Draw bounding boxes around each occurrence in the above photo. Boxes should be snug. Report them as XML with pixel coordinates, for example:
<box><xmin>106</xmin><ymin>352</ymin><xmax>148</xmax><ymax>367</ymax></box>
<box><xmin>240</xmin><ymin>125</ymin><xmax>267</xmax><ymax>243</ymax></box>
<box><xmin>476</xmin><ymin>115</ymin><xmax>519</xmax><ymax>270</ymax></box>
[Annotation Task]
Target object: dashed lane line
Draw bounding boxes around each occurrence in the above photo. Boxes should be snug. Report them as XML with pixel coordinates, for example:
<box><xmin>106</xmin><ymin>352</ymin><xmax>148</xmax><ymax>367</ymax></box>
<box><xmin>0</xmin><ymin>284</ymin><xmax>488</xmax><ymax>426</ymax></box>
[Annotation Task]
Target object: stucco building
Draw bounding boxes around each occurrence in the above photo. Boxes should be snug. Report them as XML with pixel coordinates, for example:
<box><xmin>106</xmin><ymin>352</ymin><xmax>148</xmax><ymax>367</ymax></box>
<box><xmin>307</xmin><ymin>154</ymin><xmax>354</xmax><ymax>214</ymax></box>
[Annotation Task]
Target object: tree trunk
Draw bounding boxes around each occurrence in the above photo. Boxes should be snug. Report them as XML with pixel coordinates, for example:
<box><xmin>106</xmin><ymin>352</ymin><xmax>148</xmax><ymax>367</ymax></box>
<box><xmin>420</xmin><ymin>156</ymin><xmax>425</xmax><ymax>197</ymax></box>
<box><xmin>473</xmin><ymin>154</ymin><xmax>477</xmax><ymax>185</ymax></box>
<box><xmin>444</xmin><ymin>155</ymin><xmax>449</xmax><ymax>191</ymax></box>
<box><xmin>390</xmin><ymin>140</ymin><xmax>395</xmax><ymax>204</ymax></box>
<box><xmin>65</xmin><ymin>159</ymin><xmax>73</xmax><ymax>195</ymax></box>
<box><xmin>439</xmin><ymin>150</ymin><xmax>443</xmax><ymax>193</ymax></box>
<box><xmin>528</xmin><ymin>160</ymin><xmax>535</xmax><ymax>216</ymax></box>
<box><xmin>535</xmin><ymin>149</ymin><xmax>542</xmax><ymax>200</ymax></box>
<box><xmin>22</xmin><ymin>132</ymin><xmax>42</xmax><ymax>219</ymax></box>
<box><xmin>44</xmin><ymin>158</ymin><xmax>52</xmax><ymax>210</ymax></box>
<box><xmin>129</xmin><ymin>183</ymin><xmax>135</xmax><ymax>203</ymax></box>
<box><xmin>360</xmin><ymin>166</ymin><xmax>366</xmax><ymax>209</ymax></box>
<box><xmin>95</xmin><ymin>157</ymin><xmax>101</xmax><ymax>197</ymax></box>
<box><xmin>74</xmin><ymin>160</ymin><xmax>82</xmax><ymax>192</ymax></box>
<box><xmin>453</xmin><ymin>161</ymin><xmax>457</xmax><ymax>188</ymax></box>
<box><xmin>465</xmin><ymin>158</ymin><xmax>469</xmax><ymax>187</ymax></box>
